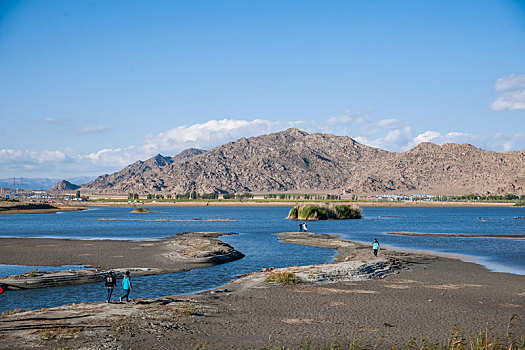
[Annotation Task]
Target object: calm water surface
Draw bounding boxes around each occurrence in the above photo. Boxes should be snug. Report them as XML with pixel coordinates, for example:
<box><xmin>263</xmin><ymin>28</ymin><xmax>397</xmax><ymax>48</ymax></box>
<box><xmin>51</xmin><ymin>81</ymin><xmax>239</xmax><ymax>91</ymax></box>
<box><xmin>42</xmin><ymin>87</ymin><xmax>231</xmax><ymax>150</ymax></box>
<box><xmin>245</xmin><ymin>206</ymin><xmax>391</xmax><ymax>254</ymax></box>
<box><xmin>0</xmin><ymin>206</ymin><xmax>523</xmax><ymax>312</ymax></box>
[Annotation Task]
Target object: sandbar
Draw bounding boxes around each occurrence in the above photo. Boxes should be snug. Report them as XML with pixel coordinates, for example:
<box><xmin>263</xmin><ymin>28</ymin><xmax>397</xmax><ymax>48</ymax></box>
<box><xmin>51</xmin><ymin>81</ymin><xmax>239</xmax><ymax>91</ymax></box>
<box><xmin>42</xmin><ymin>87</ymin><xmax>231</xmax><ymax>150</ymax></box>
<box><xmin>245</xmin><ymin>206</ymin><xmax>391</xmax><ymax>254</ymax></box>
<box><xmin>0</xmin><ymin>232</ymin><xmax>244</xmax><ymax>290</ymax></box>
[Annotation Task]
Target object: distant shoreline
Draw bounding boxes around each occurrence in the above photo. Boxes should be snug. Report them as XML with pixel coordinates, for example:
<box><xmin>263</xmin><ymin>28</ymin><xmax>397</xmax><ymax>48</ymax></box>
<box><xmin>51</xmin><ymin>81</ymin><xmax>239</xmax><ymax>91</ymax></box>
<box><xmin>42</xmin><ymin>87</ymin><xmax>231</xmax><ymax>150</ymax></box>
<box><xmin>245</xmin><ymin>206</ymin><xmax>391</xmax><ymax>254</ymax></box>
<box><xmin>81</xmin><ymin>200</ymin><xmax>516</xmax><ymax>208</ymax></box>
<box><xmin>0</xmin><ymin>199</ymin><xmax>517</xmax><ymax>215</ymax></box>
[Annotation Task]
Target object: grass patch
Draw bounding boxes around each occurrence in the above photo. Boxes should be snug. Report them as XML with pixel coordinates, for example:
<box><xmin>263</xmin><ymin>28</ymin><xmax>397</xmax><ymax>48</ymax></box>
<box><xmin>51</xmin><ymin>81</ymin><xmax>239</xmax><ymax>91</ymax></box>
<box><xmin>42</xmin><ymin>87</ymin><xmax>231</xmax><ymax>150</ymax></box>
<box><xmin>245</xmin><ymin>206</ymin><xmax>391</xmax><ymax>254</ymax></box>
<box><xmin>264</xmin><ymin>272</ymin><xmax>300</xmax><ymax>285</ymax></box>
<box><xmin>1</xmin><ymin>307</ymin><xmax>24</xmax><ymax>316</ymax></box>
<box><xmin>38</xmin><ymin>326</ymin><xmax>85</xmax><ymax>341</ymax></box>
<box><xmin>168</xmin><ymin>303</ymin><xmax>199</xmax><ymax>317</ymax></box>
<box><xmin>12</xmin><ymin>269</ymin><xmax>51</xmax><ymax>278</ymax></box>
<box><xmin>173</xmin><ymin>305</ymin><xmax>199</xmax><ymax>317</ymax></box>
<box><xmin>27</xmin><ymin>269</ymin><xmax>49</xmax><ymax>277</ymax></box>
<box><xmin>287</xmin><ymin>204</ymin><xmax>361</xmax><ymax>220</ymax></box>
<box><xmin>263</xmin><ymin>316</ymin><xmax>525</xmax><ymax>349</ymax></box>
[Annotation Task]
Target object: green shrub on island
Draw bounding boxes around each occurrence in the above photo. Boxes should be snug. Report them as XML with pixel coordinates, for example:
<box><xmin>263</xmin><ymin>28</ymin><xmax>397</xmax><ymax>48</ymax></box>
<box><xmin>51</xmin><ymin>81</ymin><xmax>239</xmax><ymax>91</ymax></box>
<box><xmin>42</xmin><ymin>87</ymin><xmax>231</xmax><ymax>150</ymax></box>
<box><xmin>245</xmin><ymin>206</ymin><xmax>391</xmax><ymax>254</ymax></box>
<box><xmin>131</xmin><ymin>208</ymin><xmax>150</xmax><ymax>213</ymax></box>
<box><xmin>287</xmin><ymin>203</ymin><xmax>361</xmax><ymax>220</ymax></box>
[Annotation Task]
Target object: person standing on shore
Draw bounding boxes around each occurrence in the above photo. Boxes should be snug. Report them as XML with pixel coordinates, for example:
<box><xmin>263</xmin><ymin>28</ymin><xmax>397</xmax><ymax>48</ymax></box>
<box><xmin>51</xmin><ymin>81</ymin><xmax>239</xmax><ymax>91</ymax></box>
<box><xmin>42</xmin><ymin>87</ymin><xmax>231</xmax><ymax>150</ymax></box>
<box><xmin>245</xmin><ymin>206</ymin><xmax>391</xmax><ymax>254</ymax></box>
<box><xmin>120</xmin><ymin>271</ymin><xmax>133</xmax><ymax>303</ymax></box>
<box><xmin>105</xmin><ymin>270</ymin><xmax>116</xmax><ymax>303</ymax></box>
<box><xmin>372</xmin><ymin>238</ymin><xmax>379</xmax><ymax>257</ymax></box>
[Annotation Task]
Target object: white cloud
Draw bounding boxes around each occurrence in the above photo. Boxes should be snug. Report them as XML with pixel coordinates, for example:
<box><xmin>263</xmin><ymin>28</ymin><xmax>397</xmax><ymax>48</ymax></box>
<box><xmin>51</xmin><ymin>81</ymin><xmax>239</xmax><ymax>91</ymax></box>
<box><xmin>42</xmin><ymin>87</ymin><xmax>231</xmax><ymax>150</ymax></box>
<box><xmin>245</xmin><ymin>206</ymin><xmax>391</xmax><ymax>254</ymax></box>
<box><xmin>413</xmin><ymin>131</ymin><xmax>441</xmax><ymax>144</ymax></box>
<box><xmin>321</xmin><ymin>112</ymin><xmax>414</xmax><ymax>150</ymax></box>
<box><xmin>44</xmin><ymin>117</ymin><xmax>60</xmax><ymax>123</ymax></box>
<box><xmin>491</xmin><ymin>90</ymin><xmax>525</xmax><ymax>111</ymax></box>
<box><xmin>491</xmin><ymin>74</ymin><xmax>525</xmax><ymax>111</ymax></box>
<box><xmin>143</xmin><ymin>118</ymin><xmax>289</xmax><ymax>155</ymax></box>
<box><xmin>0</xmin><ymin>119</ymin><xmax>293</xmax><ymax>177</ymax></box>
<box><xmin>320</xmin><ymin>111</ymin><xmax>525</xmax><ymax>152</ymax></box>
<box><xmin>74</xmin><ymin>125</ymin><xmax>109</xmax><ymax>135</ymax></box>
<box><xmin>408</xmin><ymin>131</ymin><xmax>525</xmax><ymax>152</ymax></box>
<box><xmin>2</xmin><ymin>116</ymin><xmax>525</xmax><ymax>178</ymax></box>
<box><xmin>0</xmin><ymin>149</ymin><xmax>68</xmax><ymax>164</ymax></box>
<box><xmin>494</xmin><ymin>74</ymin><xmax>525</xmax><ymax>91</ymax></box>
<box><xmin>81</xmin><ymin>146</ymin><xmax>138</xmax><ymax>167</ymax></box>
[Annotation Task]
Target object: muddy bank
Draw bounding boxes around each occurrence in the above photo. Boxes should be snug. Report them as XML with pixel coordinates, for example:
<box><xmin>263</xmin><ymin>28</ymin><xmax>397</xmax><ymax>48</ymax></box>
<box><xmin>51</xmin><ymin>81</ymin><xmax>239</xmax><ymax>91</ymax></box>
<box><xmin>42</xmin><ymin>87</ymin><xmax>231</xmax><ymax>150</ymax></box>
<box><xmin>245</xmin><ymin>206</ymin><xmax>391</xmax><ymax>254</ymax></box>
<box><xmin>0</xmin><ymin>202</ymin><xmax>85</xmax><ymax>214</ymax></box>
<box><xmin>0</xmin><ymin>232</ymin><xmax>244</xmax><ymax>290</ymax></box>
<box><xmin>0</xmin><ymin>232</ymin><xmax>523</xmax><ymax>349</ymax></box>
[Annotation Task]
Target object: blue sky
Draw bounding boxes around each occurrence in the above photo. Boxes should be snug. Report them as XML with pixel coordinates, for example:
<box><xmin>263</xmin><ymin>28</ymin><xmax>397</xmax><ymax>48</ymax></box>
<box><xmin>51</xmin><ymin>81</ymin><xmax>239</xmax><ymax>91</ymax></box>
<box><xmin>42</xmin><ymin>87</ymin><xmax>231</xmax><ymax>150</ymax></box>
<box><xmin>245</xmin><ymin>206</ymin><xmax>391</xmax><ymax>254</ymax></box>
<box><xmin>1</xmin><ymin>0</ymin><xmax>524</xmax><ymax>178</ymax></box>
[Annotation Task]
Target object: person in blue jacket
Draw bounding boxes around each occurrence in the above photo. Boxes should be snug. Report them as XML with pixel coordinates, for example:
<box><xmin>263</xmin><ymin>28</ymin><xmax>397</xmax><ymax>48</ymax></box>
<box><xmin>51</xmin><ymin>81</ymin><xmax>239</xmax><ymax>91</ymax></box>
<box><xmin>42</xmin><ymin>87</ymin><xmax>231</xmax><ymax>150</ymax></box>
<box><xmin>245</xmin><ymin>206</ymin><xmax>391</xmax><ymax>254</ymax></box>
<box><xmin>119</xmin><ymin>271</ymin><xmax>133</xmax><ymax>303</ymax></box>
<box><xmin>372</xmin><ymin>238</ymin><xmax>380</xmax><ymax>257</ymax></box>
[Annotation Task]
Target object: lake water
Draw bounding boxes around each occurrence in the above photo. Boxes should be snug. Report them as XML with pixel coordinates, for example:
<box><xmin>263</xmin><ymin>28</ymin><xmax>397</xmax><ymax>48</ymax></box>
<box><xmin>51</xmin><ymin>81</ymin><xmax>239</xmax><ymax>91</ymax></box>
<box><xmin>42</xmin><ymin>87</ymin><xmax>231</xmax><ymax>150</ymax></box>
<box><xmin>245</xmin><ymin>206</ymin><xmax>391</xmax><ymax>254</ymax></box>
<box><xmin>0</xmin><ymin>205</ymin><xmax>524</xmax><ymax>312</ymax></box>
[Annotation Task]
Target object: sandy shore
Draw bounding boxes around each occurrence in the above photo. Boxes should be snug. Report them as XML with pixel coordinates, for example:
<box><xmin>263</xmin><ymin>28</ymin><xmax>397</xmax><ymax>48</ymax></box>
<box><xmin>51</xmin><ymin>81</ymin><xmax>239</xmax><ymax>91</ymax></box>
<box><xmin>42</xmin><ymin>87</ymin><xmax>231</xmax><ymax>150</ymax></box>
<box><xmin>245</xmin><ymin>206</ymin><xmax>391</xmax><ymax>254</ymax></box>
<box><xmin>0</xmin><ymin>233</ymin><xmax>244</xmax><ymax>290</ymax></box>
<box><xmin>0</xmin><ymin>232</ymin><xmax>523</xmax><ymax>349</ymax></box>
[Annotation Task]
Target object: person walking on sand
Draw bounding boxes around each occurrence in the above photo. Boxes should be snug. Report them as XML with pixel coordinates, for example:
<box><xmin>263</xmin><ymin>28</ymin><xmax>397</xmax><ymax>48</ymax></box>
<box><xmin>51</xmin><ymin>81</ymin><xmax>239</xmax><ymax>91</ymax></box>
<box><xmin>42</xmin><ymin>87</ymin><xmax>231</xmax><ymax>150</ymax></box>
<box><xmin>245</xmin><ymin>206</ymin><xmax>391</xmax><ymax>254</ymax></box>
<box><xmin>119</xmin><ymin>271</ymin><xmax>133</xmax><ymax>303</ymax></box>
<box><xmin>105</xmin><ymin>270</ymin><xmax>116</xmax><ymax>303</ymax></box>
<box><xmin>372</xmin><ymin>238</ymin><xmax>379</xmax><ymax>257</ymax></box>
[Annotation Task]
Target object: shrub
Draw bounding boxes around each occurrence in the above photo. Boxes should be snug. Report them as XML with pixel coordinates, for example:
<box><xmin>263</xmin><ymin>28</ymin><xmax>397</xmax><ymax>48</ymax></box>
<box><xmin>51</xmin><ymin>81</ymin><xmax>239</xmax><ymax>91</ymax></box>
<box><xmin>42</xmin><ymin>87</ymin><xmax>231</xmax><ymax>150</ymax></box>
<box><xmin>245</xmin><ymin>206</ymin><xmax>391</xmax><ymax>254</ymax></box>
<box><xmin>264</xmin><ymin>272</ymin><xmax>300</xmax><ymax>284</ymax></box>
<box><xmin>334</xmin><ymin>205</ymin><xmax>361</xmax><ymax>219</ymax></box>
<box><xmin>287</xmin><ymin>203</ymin><xmax>361</xmax><ymax>220</ymax></box>
<box><xmin>288</xmin><ymin>206</ymin><xmax>298</xmax><ymax>218</ymax></box>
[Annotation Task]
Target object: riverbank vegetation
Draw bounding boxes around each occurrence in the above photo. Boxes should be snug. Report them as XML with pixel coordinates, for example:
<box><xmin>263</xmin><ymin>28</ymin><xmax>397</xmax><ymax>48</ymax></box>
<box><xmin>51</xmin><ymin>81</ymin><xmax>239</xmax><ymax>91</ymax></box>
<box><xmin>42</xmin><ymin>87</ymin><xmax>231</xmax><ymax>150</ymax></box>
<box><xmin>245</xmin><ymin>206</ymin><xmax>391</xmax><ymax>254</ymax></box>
<box><xmin>287</xmin><ymin>203</ymin><xmax>361</xmax><ymax>220</ymax></box>
<box><xmin>433</xmin><ymin>193</ymin><xmax>524</xmax><ymax>202</ymax></box>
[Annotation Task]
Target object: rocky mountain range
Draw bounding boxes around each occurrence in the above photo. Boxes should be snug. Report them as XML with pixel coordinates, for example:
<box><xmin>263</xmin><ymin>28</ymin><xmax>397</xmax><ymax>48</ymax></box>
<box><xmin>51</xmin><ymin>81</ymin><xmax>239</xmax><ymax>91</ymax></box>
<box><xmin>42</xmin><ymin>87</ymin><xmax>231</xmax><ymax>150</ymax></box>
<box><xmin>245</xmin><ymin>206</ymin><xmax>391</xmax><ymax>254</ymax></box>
<box><xmin>78</xmin><ymin>128</ymin><xmax>525</xmax><ymax>196</ymax></box>
<box><xmin>0</xmin><ymin>176</ymin><xmax>95</xmax><ymax>191</ymax></box>
<box><xmin>49</xmin><ymin>180</ymin><xmax>81</xmax><ymax>192</ymax></box>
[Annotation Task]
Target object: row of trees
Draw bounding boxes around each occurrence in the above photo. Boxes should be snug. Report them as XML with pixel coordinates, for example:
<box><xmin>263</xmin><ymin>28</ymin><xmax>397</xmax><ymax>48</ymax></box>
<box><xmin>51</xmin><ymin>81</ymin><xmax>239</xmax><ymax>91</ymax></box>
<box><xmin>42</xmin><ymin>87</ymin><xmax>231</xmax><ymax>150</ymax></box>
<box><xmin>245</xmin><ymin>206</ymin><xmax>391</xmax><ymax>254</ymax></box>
<box><xmin>432</xmin><ymin>194</ymin><xmax>524</xmax><ymax>202</ymax></box>
<box><xmin>127</xmin><ymin>191</ymin><xmax>522</xmax><ymax>202</ymax></box>
<box><xmin>128</xmin><ymin>192</ymin><xmax>222</xmax><ymax>200</ymax></box>
<box><xmin>263</xmin><ymin>194</ymin><xmax>344</xmax><ymax>200</ymax></box>
<box><xmin>222</xmin><ymin>193</ymin><xmax>254</xmax><ymax>199</ymax></box>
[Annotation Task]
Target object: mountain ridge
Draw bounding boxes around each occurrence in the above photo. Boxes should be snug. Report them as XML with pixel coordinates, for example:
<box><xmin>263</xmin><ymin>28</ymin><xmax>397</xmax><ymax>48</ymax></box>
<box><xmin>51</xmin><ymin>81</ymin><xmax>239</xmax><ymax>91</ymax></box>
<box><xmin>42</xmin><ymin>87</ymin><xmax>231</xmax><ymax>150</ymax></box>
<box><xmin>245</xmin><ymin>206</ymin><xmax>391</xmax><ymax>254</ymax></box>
<box><xmin>79</xmin><ymin>128</ymin><xmax>525</xmax><ymax>196</ymax></box>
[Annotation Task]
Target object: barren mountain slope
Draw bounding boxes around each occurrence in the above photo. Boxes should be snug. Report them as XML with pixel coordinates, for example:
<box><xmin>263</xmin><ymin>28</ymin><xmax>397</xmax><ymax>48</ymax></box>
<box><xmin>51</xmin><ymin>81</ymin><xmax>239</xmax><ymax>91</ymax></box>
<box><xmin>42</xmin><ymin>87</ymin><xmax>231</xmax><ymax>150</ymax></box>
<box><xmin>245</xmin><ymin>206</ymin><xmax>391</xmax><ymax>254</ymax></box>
<box><xmin>359</xmin><ymin>143</ymin><xmax>525</xmax><ymax>195</ymax></box>
<box><xmin>49</xmin><ymin>180</ymin><xmax>80</xmax><ymax>192</ymax></box>
<box><xmin>80</xmin><ymin>129</ymin><xmax>525</xmax><ymax>195</ymax></box>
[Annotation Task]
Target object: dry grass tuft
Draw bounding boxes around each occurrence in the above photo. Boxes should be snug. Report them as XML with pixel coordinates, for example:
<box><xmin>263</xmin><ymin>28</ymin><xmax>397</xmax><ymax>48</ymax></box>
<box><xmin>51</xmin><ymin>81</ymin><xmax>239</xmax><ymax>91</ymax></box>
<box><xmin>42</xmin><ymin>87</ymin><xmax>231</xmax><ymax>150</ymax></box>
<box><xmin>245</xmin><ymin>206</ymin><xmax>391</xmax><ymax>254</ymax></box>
<box><xmin>264</xmin><ymin>271</ymin><xmax>300</xmax><ymax>285</ymax></box>
<box><xmin>1</xmin><ymin>307</ymin><xmax>24</xmax><ymax>316</ymax></box>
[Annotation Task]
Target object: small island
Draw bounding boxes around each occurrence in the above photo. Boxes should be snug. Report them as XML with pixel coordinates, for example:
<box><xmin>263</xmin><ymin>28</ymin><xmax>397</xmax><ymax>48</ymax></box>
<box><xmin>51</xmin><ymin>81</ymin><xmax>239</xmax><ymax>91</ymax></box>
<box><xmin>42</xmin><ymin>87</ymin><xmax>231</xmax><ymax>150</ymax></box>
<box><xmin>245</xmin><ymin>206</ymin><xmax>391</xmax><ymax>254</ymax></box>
<box><xmin>131</xmin><ymin>207</ymin><xmax>151</xmax><ymax>213</ymax></box>
<box><xmin>287</xmin><ymin>203</ymin><xmax>362</xmax><ymax>220</ymax></box>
